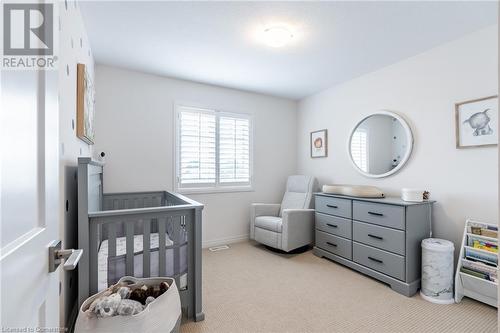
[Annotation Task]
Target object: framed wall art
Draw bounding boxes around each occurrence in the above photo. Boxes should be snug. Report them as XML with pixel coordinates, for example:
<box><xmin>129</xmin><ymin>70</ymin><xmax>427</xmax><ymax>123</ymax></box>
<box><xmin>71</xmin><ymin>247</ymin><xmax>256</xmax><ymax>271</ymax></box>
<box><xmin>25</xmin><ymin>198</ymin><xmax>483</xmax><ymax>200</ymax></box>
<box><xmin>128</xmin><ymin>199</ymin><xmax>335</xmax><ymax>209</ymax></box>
<box><xmin>455</xmin><ymin>95</ymin><xmax>498</xmax><ymax>148</ymax></box>
<box><xmin>310</xmin><ymin>129</ymin><xmax>328</xmax><ymax>158</ymax></box>
<box><xmin>77</xmin><ymin>63</ymin><xmax>95</xmax><ymax>144</ymax></box>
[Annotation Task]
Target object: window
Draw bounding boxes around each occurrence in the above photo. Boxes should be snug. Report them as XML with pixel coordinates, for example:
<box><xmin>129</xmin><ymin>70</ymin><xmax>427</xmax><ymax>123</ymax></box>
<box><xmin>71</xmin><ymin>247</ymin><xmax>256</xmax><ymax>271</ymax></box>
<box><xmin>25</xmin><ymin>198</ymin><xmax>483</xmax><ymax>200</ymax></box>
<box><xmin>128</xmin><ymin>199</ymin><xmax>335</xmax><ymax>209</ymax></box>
<box><xmin>351</xmin><ymin>129</ymin><xmax>368</xmax><ymax>172</ymax></box>
<box><xmin>175</xmin><ymin>105</ymin><xmax>252</xmax><ymax>192</ymax></box>
<box><xmin>177</xmin><ymin>109</ymin><xmax>216</xmax><ymax>186</ymax></box>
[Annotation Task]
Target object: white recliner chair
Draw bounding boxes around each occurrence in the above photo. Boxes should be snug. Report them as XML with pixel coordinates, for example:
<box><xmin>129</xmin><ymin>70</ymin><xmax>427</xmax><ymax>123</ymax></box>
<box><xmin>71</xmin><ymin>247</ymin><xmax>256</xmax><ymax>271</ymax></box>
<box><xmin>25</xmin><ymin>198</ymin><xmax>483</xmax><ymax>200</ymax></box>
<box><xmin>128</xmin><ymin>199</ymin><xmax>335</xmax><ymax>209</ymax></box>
<box><xmin>250</xmin><ymin>175</ymin><xmax>317</xmax><ymax>252</ymax></box>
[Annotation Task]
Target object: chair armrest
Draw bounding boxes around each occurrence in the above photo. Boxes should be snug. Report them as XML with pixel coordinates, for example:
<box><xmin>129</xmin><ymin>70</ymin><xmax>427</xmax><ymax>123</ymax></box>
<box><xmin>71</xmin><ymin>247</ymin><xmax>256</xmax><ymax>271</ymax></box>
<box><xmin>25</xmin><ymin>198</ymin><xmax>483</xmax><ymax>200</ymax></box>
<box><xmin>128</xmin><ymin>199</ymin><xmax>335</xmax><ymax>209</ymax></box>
<box><xmin>251</xmin><ymin>203</ymin><xmax>281</xmax><ymax>217</ymax></box>
<box><xmin>250</xmin><ymin>203</ymin><xmax>281</xmax><ymax>239</ymax></box>
<box><xmin>281</xmin><ymin>209</ymin><xmax>315</xmax><ymax>252</ymax></box>
<box><xmin>282</xmin><ymin>208</ymin><xmax>315</xmax><ymax>215</ymax></box>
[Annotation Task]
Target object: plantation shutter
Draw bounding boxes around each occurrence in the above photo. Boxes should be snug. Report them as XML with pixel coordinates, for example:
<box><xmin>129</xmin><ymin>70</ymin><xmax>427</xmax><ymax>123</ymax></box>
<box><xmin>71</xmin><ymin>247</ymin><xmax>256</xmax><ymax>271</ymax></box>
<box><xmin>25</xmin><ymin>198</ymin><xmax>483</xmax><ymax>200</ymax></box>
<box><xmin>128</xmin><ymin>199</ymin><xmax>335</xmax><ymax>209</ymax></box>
<box><xmin>218</xmin><ymin>116</ymin><xmax>250</xmax><ymax>184</ymax></box>
<box><xmin>351</xmin><ymin>129</ymin><xmax>368</xmax><ymax>172</ymax></box>
<box><xmin>178</xmin><ymin>107</ymin><xmax>216</xmax><ymax>185</ymax></box>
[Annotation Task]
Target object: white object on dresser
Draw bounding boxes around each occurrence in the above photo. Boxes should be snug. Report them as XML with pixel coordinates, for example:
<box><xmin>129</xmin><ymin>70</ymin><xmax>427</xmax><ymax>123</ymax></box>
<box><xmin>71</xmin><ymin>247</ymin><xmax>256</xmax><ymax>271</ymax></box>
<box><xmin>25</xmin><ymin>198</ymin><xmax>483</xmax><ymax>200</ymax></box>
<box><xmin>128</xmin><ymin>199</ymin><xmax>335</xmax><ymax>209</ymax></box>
<box><xmin>454</xmin><ymin>219</ymin><xmax>498</xmax><ymax>307</ymax></box>
<box><xmin>401</xmin><ymin>188</ymin><xmax>426</xmax><ymax>202</ymax></box>
<box><xmin>322</xmin><ymin>184</ymin><xmax>384</xmax><ymax>198</ymax></box>
<box><xmin>420</xmin><ymin>238</ymin><xmax>455</xmax><ymax>304</ymax></box>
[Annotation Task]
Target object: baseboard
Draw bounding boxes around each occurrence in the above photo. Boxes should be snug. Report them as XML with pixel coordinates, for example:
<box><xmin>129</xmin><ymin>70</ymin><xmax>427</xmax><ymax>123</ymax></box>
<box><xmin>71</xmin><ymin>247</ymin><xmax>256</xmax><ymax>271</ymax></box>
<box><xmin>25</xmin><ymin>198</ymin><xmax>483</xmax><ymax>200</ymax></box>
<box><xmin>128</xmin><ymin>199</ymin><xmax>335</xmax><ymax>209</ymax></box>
<box><xmin>202</xmin><ymin>234</ymin><xmax>249</xmax><ymax>248</ymax></box>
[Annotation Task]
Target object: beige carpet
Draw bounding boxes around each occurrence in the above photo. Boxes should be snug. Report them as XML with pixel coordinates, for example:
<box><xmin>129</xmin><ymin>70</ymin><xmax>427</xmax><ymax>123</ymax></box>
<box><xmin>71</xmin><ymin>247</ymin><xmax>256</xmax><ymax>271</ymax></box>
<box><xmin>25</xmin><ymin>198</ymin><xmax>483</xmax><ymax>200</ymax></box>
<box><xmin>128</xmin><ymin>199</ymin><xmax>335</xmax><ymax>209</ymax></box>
<box><xmin>182</xmin><ymin>241</ymin><xmax>497</xmax><ymax>333</ymax></box>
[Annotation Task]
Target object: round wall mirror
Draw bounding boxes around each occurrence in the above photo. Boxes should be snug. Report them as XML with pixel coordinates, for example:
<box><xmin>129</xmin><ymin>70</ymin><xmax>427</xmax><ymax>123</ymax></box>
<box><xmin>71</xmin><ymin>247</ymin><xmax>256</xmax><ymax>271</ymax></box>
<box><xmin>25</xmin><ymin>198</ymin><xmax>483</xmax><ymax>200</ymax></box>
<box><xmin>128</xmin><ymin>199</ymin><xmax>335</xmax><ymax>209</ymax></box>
<box><xmin>348</xmin><ymin>111</ymin><xmax>413</xmax><ymax>178</ymax></box>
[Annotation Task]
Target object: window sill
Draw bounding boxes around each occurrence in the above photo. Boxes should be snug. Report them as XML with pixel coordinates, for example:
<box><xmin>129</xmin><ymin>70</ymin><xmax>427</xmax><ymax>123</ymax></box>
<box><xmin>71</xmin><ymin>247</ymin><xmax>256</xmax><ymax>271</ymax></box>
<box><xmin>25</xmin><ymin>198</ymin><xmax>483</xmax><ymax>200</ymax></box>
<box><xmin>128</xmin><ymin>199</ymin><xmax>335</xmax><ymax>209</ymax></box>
<box><xmin>176</xmin><ymin>186</ymin><xmax>254</xmax><ymax>195</ymax></box>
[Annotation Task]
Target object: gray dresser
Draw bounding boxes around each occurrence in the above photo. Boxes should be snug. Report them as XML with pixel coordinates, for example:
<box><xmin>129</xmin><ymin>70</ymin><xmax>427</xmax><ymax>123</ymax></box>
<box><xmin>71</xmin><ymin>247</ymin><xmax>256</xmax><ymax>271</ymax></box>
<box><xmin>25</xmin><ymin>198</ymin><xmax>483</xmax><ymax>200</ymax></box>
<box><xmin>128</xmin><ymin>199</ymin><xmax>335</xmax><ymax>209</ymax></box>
<box><xmin>313</xmin><ymin>193</ymin><xmax>434</xmax><ymax>296</ymax></box>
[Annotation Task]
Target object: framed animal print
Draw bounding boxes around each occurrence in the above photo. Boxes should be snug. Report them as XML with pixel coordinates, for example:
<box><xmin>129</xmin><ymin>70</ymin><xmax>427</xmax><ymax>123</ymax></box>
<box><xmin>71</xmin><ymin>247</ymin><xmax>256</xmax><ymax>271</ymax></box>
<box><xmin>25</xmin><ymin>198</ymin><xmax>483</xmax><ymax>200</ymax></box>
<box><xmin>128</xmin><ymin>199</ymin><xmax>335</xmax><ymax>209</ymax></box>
<box><xmin>455</xmin><ymin>95</ymin><xmax>498</xmax><ymax>148</ymax></box>
<box><xmin>77</xmin><ymin>63</ymin><xmax>95</xmax><ymax>144</ymax></box>
<box><xmin>310</xmin><ymin>129</ymin><xmax>328</xmax><ymax>158</ymax></box>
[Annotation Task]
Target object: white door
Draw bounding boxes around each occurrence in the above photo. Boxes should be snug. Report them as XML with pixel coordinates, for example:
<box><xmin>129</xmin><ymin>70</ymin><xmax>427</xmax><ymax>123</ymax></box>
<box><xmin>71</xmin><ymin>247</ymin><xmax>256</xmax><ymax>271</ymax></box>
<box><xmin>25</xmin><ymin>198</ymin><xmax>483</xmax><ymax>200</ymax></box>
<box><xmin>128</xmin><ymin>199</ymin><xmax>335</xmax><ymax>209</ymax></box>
<box><xmin>1</xmin><ymin>68</ymin><xmax>61</xmax><ymax>329</ymax></box>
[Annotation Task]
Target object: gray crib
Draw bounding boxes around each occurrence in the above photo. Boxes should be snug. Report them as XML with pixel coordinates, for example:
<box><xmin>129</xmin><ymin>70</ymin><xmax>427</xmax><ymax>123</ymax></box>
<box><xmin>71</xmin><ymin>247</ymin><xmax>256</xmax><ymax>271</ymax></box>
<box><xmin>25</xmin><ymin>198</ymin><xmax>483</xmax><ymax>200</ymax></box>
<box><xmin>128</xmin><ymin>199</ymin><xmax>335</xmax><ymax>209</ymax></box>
<box><xmin>77</xmin><ymin>157</ymin><xmax>204</xmax><ymax>321</ymax></box>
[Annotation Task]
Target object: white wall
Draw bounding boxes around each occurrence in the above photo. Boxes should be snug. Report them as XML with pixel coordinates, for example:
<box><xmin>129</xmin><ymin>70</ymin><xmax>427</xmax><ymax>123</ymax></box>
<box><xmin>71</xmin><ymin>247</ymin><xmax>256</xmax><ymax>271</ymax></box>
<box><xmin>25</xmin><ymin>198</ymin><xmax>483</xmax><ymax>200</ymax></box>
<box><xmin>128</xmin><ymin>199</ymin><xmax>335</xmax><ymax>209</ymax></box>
<box><xmin>58</xmin><ymin>0</ymin><xmax>94</xmax><ymax>326</ymax></box>
<box><xmin>297</xmin><ymin>25</ymin><xmax>498</xmax><ymax>253</ymax></box>
<box><xmin>93</xmin><ymin>66</ymin><xmax>297</xmax><ymax>247</ymax></box>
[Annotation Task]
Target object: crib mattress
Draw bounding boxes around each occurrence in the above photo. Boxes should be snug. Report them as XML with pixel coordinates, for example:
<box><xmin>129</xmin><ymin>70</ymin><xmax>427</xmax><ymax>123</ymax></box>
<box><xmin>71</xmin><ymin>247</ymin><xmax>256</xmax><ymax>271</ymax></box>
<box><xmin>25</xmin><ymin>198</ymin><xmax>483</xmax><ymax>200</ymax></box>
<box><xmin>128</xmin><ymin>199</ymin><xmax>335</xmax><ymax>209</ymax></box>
<box><xmin>98</xmin><ymin>233</ymin><xmax>187</xmax><ymax>291</ymax></box>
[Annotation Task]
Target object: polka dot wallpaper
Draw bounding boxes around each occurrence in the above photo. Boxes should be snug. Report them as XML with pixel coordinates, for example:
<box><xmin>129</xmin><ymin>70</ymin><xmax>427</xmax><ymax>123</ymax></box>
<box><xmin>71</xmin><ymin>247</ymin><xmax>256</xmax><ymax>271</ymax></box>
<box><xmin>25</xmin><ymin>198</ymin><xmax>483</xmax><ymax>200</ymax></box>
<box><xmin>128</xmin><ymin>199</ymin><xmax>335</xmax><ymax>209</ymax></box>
<box><xmin>57</xmin><ymin>0</ymin><xmax>95</xmax><ymax>326</ymax></box>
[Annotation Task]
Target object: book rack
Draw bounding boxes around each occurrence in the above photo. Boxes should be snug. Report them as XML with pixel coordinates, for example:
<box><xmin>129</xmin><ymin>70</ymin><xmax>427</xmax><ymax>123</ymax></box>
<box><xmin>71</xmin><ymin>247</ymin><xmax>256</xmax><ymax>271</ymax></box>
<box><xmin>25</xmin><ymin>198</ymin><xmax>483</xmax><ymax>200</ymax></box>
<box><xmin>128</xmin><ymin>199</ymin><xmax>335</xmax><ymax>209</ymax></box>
<box><xmin>455</xmin><ymin>219</ymin><xmax>498</xmax><ymax>307</ymax></box>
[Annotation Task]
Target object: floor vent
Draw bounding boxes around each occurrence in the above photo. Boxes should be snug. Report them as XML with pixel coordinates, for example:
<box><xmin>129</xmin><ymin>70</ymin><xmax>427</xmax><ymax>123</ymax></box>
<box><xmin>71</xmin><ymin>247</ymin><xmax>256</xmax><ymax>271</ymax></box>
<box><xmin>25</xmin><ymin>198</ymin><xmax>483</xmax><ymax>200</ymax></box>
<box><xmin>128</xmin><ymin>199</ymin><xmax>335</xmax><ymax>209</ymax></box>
<box><xmin>208</xmin><ymin>245</ymin><xmax>230</xmax><ymax>252</ymax></box>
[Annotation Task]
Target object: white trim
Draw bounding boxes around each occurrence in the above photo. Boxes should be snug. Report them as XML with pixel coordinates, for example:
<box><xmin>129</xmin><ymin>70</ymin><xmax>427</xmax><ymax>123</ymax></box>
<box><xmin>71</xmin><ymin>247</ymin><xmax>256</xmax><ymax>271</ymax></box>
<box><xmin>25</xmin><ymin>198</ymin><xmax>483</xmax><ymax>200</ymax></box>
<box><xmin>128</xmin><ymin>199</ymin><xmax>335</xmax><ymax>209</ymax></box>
<box><xmin>202</xmin><ymin>234</ymin><xmax>249</xmax><ymax>249</ymax></box>
<box><xmin>178</xmin><ymin>185</ymin><xmax>254</xmax><ymax>195</ymax></box>
<box><xmin>0</xmin><ymin>227</ymin><xmax>44</xmax><ymax>259</ymax></box>
<box><xmin>347</xmin><ymin>110</ymin><xmax>414</xmax><ymax>178</ymax></box>
<box><xmin>174</xmin><ymin>102</ymin><xmax>254</xmax><ymax>192</ymax></box>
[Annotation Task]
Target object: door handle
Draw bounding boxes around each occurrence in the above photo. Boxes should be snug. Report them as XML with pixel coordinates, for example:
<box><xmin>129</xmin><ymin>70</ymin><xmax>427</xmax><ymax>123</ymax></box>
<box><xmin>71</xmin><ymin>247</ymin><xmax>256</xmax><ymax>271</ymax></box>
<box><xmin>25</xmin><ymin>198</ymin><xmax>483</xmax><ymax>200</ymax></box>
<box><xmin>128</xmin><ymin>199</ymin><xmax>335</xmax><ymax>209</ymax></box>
<box><xmin>326</xmin><ymin>242</ymin><xmax>337</xmax><ymax>247</ymax></box>
<box><xmin>326</xmin><ymin>204</ymin><xmax>338</xmax><ymax>209</ymax></box>
<box><xmin>326</xmin><ymin>223</ymin><xmax>338</xmax><ymax>228</ymax></box>
<box><xmin>48</xmin><ymin>240</ymin><xmax>83</xmax><ymax>272</ymax></box>
<box><xmin>59</xmin><ymin>249</ymin><xmax>83</xmax><ymax>270</ymax></box>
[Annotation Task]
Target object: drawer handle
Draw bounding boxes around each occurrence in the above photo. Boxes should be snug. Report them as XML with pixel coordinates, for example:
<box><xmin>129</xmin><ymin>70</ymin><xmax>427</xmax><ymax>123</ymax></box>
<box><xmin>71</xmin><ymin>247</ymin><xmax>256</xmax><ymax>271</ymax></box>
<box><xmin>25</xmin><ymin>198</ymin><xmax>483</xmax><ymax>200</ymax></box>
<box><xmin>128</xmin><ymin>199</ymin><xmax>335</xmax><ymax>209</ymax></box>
<box><xmin>326</xmin><ymin>242</ymin><xmax>337</xmax><ymax>247</ymax></box>
<box><xmin>326</xmin><ymin>223</ymin><xmax>338</xmax><ymax>228</ymax></box>
<box><xmin>368</xmin><ymin>234</ymin><xmax>383</xmax><ymax>240</ymax></box>
<box><xmin>368</xmin><ymin>256</ymin><xmax>383</xmax><ymax>264</ymax></box>
<box><xmin>368</xmin><ymin>211</ymin><xmax>384</xmax><ymax>217</ymax></box>
<box><xmin>326</xmin><ymin>204</ymin><xmax>338</xmax><ymax>209</ymax></box>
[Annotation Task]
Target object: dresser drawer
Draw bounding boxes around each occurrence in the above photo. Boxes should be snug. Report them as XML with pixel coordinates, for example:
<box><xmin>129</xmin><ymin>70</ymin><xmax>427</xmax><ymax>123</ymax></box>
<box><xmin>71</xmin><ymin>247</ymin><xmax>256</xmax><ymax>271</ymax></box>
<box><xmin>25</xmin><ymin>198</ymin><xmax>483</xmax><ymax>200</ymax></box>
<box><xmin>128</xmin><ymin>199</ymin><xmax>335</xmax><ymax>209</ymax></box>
<box><xmin>353</xmin><ymin>242</ymin><xmax>405</xmax><ymax>281</ymax></box>
<box><xmin>353</xmin><ymin>201</ymin><xmax>405</xmax><ymax>230</ymax></box>
<box><xmin>315</xmin><ymin>196</ymin><xmax>352</xmax><ymax>219</ymax></box>
<box><xmin>316</xmin><ymin>213</ymin><xmax>352</xmax><ymax>239</ymax></box>
<box><xmin>353</xmin><ymin>221</ymin><xmax>405</xmax><ymax>255</ymax></box>
<box><xmin>316</xmin><ymin>230</ymin><xmax>352</xmax><ymax>260</ymax></box>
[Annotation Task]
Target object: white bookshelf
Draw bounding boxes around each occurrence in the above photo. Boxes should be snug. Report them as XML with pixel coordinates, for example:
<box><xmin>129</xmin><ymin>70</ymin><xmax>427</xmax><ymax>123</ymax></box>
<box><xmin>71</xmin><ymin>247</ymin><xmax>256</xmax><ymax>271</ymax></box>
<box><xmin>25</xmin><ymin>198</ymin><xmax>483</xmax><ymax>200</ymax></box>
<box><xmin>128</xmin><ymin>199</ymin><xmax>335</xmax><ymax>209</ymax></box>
<box><xmin>455</xmin><ymin>219</ymin><xmax>498</xmax><ymax>307</ymax></box>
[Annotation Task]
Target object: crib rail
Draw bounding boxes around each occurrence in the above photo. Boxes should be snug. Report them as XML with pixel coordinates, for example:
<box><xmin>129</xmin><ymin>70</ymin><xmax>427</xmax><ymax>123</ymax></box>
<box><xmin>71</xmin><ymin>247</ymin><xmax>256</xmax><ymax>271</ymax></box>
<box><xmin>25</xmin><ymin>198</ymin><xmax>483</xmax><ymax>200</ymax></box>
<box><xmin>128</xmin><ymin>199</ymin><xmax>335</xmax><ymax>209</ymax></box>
<box><xmin>88</xmin><ymin>209</ymin><xmax>191</xmax><ymax>292</ymax></box>
<box><xmin>78</xmin><ymin>158</ymin><xmax>205</xmax><ymax>321</ymax></box>
<box><xmin>85</xmin><ymin>205</ymin><xmax>203</xmax><ymax>320</ymax></box>
<box><xmin>103</xmin><ymin>191</ymin><xmax>167</xmax><ymax>210</ymax></box>
<box><xmin>101</xmin><ymin>191</ymin><xmax>201</xmax><ymax>212</ymax></box>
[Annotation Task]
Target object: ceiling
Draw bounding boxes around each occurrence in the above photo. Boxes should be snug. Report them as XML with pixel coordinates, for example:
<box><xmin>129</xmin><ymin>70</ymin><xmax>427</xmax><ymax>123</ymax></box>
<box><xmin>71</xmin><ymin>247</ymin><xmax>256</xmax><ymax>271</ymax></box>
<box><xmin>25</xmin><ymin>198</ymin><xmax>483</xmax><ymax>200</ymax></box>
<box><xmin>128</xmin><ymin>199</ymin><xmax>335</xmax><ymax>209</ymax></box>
<box><xmin>80</xmin><ymin>1</ymin><xmax>497</xmax><ymax>100</ymax></box>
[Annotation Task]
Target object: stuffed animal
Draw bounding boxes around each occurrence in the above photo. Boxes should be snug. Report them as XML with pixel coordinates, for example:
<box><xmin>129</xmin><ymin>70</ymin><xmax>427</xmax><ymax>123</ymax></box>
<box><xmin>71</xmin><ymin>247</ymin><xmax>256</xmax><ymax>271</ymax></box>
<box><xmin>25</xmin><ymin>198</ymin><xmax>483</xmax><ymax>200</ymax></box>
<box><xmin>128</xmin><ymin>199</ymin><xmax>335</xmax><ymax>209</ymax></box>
<box><xmin>129</xmin><ymin>285</ymin><xmax>149</xmax><ymax>304</ymax></box>
<box><xmin>145</xmin><ymin>296</ymin><xmax>156</xmax><ymax>306</ymax></box>
<box><xmin>159</xmin><ymin>281</ymin><xmax>170</xmax><ymax>295</ymax></box>
<box><xmin>88</xmin><ymin>281</ymin><xmax>171</xmax><ymax>317</ymax></box>
<box><xmin>92</xmin><ymin>292</ymin><xmax>144</xmax><ymax>317</ymax></box>
<box><xmin>93</xmin><ymin>294</ymin><xmax>122</xmax><ymax>318</ymax></box>
<box><xmin>116</xmin><ymin>286</ymin><xmax>131</xmax><ymax>299</ymax></box>
<box><xmin>146</xmin><ymin>286</ymin><xmax>156</xmax><ymax>298</ymax></box>
<box><xmin>130</xmin><ymin>282</ymin><xmax>170</xmax><ymax>304</ymax></box>
<box><xmin>116</xmin><ymin>299</ymin><xmax>144</xmax><ymax>316</ymax></box>
<box><xmin>87</xmin><ymin>290</ymin><xmax>112</xmax><ymax>314</ymax></box>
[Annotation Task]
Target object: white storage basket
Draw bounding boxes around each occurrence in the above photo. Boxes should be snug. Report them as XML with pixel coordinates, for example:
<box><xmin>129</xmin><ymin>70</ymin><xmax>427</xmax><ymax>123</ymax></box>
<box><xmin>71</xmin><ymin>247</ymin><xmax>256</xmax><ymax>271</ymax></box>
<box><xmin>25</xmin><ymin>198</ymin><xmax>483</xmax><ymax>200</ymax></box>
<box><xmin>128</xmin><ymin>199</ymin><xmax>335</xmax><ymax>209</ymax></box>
<box><xmin>75</xmin><ymin>276</ymin><xmax>181</xmax><ymax>333</ymax></box>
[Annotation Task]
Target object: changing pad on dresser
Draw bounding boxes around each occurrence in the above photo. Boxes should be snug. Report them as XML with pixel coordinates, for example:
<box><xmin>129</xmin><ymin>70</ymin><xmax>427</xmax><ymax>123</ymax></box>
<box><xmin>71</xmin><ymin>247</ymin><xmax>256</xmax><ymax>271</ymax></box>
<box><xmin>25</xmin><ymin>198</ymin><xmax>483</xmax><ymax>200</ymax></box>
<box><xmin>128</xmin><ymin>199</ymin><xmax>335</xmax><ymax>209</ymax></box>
<box><xmin>321</xmin><ymin>184</ymin><xmax>384</xmax><ymax>198</ymax></box>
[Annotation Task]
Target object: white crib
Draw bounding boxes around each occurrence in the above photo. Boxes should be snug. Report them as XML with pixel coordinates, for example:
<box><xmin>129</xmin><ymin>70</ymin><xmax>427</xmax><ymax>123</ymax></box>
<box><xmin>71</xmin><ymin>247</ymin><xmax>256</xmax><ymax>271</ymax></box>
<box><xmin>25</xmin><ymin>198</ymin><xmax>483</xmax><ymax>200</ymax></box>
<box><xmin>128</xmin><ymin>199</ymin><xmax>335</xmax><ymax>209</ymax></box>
<box><xmin>77</xmin><ymin>157</ymin><xmax>204</xmax><ymax>321</ymax></box>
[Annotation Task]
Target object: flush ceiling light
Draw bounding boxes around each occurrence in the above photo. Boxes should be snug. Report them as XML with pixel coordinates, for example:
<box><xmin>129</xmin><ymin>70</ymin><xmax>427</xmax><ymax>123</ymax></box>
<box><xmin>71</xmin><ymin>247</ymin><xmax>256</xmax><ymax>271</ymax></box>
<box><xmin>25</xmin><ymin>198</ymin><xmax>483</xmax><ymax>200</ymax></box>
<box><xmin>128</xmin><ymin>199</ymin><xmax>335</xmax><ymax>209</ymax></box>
<box><xmin>262</xmin><ymin>26</ymin><xmax>294</xmax><ymax>48</ymax></box>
